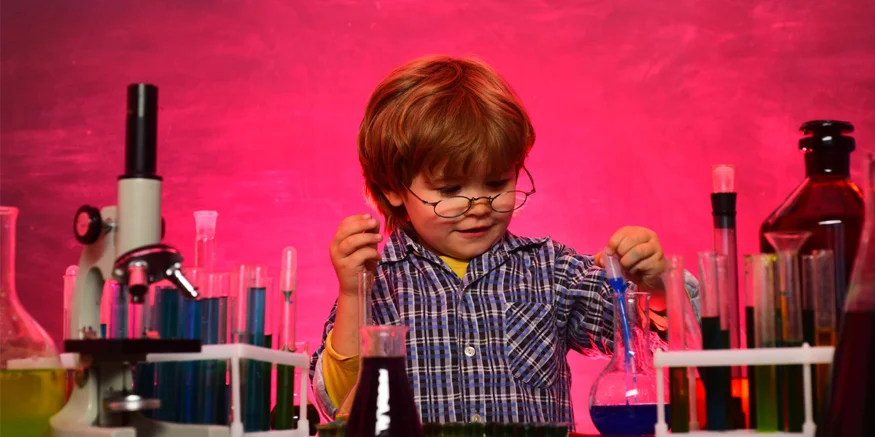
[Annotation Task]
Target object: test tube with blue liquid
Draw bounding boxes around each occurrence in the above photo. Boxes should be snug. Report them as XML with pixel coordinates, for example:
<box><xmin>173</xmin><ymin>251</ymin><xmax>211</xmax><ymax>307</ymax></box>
<box><xmin>604</xmin><ymin>253</ymin><xmax>637</xmax><ymax>402</ymax></box>
<box><xmin>178</xmin><ymin>267</ymin><xmax>204</xmax><ymax>424</ymax></box>
<box><xmin>202</xmin><ymin>271</ymin><xmax>230</xmax><ymax>424</ymax></box>
<box><xmin>237</xmin><ymin>264</ymin><xmax>273</xmax><ymax>431</ymax></box>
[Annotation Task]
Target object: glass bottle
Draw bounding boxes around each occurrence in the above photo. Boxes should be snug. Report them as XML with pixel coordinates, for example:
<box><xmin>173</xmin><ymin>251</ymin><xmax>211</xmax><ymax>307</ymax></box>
<box><xmin>345</xmin><ymin>325</ymin><xmax>423</xmax><ymax>437</ymax></box>
<box><xmin>336</xmin><ymin>269</ymin><xmax>375</xmax><ymax>422</ymax></box>
<box><xmin>589</xmin><ymin>290</ymin><xmax>668</xmax><ymax>435</ymax></box>
<box><xmin>0</xmin><ymin>206</ymin><xmax>67</xmax><ymax>437</ymax></box>
<box><xmin>816</xmin><ymin>153</ymin><xmax>875</xmax><ymax>437</ymax></box>
<box><xmin>760</xmin><ymin>120</ymin><xmax>865</xmax><ymax>327</ymax></box>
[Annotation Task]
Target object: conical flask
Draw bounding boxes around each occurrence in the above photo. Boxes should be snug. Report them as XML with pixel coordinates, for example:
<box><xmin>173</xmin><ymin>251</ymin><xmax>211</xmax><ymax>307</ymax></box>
<box><xmin>589</xmin><ymin>290</ymin><xmax>668</xmax><ymax>435</ymax></box>
<box><xmin>816</xmin><ymin>153</ymin><xmax>875</xmax><ymax>437</ymax></box>
<box><xmin>335</xmin><ymin>269</ymin><xmax>374</xmax><ymax>422</ymax></box>
<box><xmin>0</xmin><ymin>206</ymin><xmax>66</xmax><ymax>437</ymax></box>
<box><xmin>345</xmin><ymin>325</ymin><xmax>422</xmax><ymax>437</ymax></box>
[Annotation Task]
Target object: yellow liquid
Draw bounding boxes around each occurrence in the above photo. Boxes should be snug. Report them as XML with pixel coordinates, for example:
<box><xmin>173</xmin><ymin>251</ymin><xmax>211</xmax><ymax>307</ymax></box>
<box><xmin>0</xmin><ymin>369</ymin><xmax>66</xmax><ymax>437</ymax></box>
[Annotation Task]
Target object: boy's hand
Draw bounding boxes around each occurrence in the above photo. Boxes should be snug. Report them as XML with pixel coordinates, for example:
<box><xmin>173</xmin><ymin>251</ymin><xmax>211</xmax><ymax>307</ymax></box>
<box><xmin>330</xmin><ymin>214</ymin><xmax>382</xmax><ymax>296</ymax></box>
<box><xmin>594</xmin><ymin>226</ymin><xmax>666</xmax><ymax>291</ymax></box>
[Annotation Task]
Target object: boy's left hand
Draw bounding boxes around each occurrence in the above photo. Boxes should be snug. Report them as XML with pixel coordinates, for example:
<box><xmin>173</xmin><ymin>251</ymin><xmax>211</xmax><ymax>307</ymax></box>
<box><xmin>594</xmin><ymin>226</ymin><xmax>666</xmax><ymax>291</ymax></box>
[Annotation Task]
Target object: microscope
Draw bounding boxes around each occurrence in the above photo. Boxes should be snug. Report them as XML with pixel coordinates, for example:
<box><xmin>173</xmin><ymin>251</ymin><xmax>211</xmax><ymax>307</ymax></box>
<box><xmin>50</xmin><ymin>84</ymin><xmax>204</xmax><ymax>437</ymax></box>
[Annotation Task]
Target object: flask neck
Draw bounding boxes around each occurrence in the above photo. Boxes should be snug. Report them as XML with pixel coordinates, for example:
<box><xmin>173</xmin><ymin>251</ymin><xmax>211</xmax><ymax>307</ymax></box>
<box><xmin>359</xmin><ymin>325</ymin><xmax>408</xmax><ymax>358</ymax></box>
<box><xmin>0</xmin><ymin>207</ymin><xmax>18</xmax><ymax>299</ymax></box>
<box><xmin>804</xmin><ymin>150</ymin><xmax>851</xmax><ymax>178</ymax></box>
<box><xmin>611</xmin><ymin>291</ymin><xmax>652</xmax><ymax>363</ymax></box>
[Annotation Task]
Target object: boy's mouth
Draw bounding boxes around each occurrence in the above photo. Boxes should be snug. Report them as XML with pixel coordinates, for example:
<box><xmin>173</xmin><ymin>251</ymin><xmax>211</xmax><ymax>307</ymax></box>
<box><xmin>457</xmin><ymin>225</ymin><xmax>492</xmax><ymax>235</ymax></box>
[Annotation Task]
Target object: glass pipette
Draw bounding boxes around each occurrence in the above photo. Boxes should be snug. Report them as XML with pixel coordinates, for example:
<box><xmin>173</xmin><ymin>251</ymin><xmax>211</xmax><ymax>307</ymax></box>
<box><xmin>605</xmin><ymin>253</ymin><xmax>638</xmax><ymax>401</ymax></box>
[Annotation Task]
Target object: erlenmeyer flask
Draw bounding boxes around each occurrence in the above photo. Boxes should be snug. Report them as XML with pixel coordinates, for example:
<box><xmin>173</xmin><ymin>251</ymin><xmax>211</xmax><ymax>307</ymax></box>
<box><xmin>816</xmin><ymin>153</ymin><xmax>875</xmax><ymax>437</ymax></box>
<box><xmin>0</xmin><ymin>206</ymin><xmax>66</xmax><ymax>437</ymax></box>
<box><xmin>764</xmin><ymin>230</ymin><xmax>810</xmax><ymax>432</ymax></box>
<box><xmin>589</xmin><ymin>290</ymin><xmax>668</xmax><ymax>435</ymax></box>
<box><xmin>345</xmin><ymin>325</ymin><xmax>422</xmax><ymax>437</ymax></box>
<box><xmin>335</xmin><ymin>269</ymin><xmax>374</xmax><ymax>422</ymax></box>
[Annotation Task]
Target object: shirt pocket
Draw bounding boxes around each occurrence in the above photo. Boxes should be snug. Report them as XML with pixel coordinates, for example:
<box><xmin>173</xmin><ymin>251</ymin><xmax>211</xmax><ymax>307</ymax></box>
<box><xmin>504</xmin><ymin>301</ymin><xmax>559</xmax><ymax>388</ymax></box>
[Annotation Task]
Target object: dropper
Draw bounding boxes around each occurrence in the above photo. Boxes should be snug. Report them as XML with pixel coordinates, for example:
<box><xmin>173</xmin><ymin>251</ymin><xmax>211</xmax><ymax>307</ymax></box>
<box><xmin>605</xmin><ymin>252</ymin><xmax>638</xmax><ymax>401</ymax></box>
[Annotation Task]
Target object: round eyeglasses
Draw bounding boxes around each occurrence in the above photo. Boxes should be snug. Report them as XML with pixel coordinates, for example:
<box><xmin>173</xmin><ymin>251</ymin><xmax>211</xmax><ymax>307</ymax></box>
<box><xmin>405</xmin><ymin>167</ymin><xmax>536</xmax><ymax>219</ymax></box>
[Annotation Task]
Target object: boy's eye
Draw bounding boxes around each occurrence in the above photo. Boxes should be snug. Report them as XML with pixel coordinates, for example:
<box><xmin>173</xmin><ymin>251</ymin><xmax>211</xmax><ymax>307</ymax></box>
<box><xmin>487</xmin><ymin>179</ymin><xmax>511</xmax><ymax>189</ymax></box>
<box><xmin>438</xmin><ymin>186</ymin><xmax>462</xmax><ymax>195</ymax></box>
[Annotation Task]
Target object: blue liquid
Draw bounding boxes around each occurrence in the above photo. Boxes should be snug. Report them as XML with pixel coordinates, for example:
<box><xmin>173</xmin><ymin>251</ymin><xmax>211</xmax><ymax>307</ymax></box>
<box><xmin>201</xmin><ymin>297</ymin><xmax>223</xmax><ymax>424</ymax></box>
<box><xmin>156</xmin><ymin>288</ymin><xmax>180</xmax><ymax>422</ymax></box>
<box><xmin>590</xmin><ymin>404</ymin><xmax>668</xmax><ymax>435</ymax></box>
<box><xmin>179</xmin><ymin>298</ymin><xmax>202</xmax><ymax>423</ymax></box>
<box><xmin>244</xmin><ymin>287</ymin><xmax>267</xmax><ymax>431</ymax></box>
<box><xmin>607</xmin><ymin>277</ymin><xmax>637</xmax><ymax>402</ymax></box>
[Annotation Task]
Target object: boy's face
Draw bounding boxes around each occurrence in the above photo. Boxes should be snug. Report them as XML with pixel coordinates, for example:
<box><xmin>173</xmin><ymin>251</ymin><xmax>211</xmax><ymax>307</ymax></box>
<box><xmin>384</xmin><ymin>169</ymin><xmax>519</xmax><ymax>260</ymax></box>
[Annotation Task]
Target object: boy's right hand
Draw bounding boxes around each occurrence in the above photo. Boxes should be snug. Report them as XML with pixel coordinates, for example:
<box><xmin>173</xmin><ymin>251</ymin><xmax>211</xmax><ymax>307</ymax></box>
<box><xmin>330</xmin><ymin>214</ymin><xmax>382</xmax><ymax>296</ymax></box>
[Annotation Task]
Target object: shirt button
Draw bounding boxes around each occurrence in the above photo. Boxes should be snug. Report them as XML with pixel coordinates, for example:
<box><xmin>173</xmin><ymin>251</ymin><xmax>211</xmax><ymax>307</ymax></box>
<box><xmin>471</xmin><ymin>413</ymin><xmax>482</xmax><ymax>423</ymax></box>
<box><xmin>464</xmin><ymin>346</ymin><xmax>476</xmax><ymax>357</ymax></box>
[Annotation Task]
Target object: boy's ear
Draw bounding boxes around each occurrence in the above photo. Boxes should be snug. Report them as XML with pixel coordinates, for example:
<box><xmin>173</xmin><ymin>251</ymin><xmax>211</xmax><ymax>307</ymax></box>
<box><xmin>383</xmin><ymin>190</ymin><xmax>405</xmax><ymax>207</ymax></box>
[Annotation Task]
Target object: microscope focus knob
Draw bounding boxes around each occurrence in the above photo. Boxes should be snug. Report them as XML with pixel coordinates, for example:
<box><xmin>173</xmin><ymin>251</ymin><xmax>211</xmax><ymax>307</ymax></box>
<box><xmin>74</xmin><ymin>205</ymin><xmax>103</xmax><ymax>245</ymax></box>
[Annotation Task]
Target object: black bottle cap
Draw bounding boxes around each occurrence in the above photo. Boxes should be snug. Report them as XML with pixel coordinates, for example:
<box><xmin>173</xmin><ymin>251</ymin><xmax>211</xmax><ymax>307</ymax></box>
<box><xmin>799</xmin><ymin>120</ymin><xmax>855</xmax><ymax>152</ymax></box>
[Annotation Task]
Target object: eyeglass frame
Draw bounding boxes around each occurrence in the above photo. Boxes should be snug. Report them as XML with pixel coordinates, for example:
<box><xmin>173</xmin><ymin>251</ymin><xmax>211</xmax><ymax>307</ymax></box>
<box><xmin>404</xmin><ymin>166</ymin><xmax>537</xmax><ymax>219</ymax></box>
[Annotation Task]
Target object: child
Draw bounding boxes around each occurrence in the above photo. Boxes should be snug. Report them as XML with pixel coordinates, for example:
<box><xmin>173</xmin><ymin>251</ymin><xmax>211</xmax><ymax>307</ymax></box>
<box><xmin>309</xmin><ymin>55</ymin><xmax>699</xmax><ymax>428</ymax></box>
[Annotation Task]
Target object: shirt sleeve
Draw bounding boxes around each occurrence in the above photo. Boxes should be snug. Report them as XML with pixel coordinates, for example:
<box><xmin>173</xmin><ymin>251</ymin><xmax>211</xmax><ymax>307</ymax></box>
<box><xmin>553</xmin><ymin>245</ymin><xmax>616</xmax><ymax>355</ymax></box>
<box><xmin>310</xmin><ymin>300</ymin><xmax>341</xmax><ymax>418</ymax></box>
<box><xmin>321</xmin><ymin>329</ymin><xmax>361</xmax><ymax>408</ymax></box>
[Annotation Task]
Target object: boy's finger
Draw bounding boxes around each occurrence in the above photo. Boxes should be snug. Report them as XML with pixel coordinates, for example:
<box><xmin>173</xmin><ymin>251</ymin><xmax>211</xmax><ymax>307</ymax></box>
<box><xmin>336</xmin><ymin>232</ymin><xmax>382</xmax><ymax>257</ymax></box>
<box><xmin>620</xmin><ymin>244</ymin><xmax>652</xmax><ymax>270</ymax></box>
<box><xmin>628</xmin><ymin>252</ymin><xmax>664</xmax><ymax>276</ymax></box>
<box><xmin>349</xmin><ymin>247</ymin><xmax>381</xmax><ymax>269</ymax></box>
<box><xmin>335</xmin><ymin>214</ymin><xmax>380</xmax><ymax>243</ymax></box>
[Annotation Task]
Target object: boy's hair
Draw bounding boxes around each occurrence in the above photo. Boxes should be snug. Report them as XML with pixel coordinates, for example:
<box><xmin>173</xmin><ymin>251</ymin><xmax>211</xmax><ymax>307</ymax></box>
<box><xmin>358</xmin><ymin>55</ymin><xmax>536</xmax><ymax>233</ymax></box>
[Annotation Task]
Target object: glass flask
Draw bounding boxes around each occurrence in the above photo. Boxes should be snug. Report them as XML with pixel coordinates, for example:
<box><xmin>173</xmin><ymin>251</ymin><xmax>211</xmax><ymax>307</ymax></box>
<box><xmin>0</xmin><ymin>206</ymin><xmax>67</xmax><ymax>437</ymax></box>
<box><xmin>335</xmin><ymin>269</ymin><xmax>375</xmax><ymax>422</ymax></box>
<box><xmin>589</xmin><ymin>290</ymin><xmax>668</xmax><ymax>435</ymax></box>
<box><xmin>345</xmin><ymin>325</ymin><xmax>422</xmax><ymax>437</ymax></box>
<box><xmin>760</xmin><ymin>120</ymin><xmax>865</xmax><ymax>328</ymax></box>
<box><xmin>816</xmin><ymin>153</ymin><xmax>875</xmax><ymax>437</ymax></box>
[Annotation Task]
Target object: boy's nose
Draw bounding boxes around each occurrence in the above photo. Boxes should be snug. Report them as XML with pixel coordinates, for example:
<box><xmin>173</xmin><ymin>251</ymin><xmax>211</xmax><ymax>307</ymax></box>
<box><xmin>466</xmin><ymin>197</ymin><xmax>492</xmax><ymax>216</ymax></box>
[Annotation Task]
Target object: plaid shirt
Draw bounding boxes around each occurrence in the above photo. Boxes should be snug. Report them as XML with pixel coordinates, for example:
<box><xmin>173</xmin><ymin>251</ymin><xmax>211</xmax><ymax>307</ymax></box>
<box><xmin>309</xmin><ymin>229</ymin><xmax>699</xmax><ymax>428</ymax></box>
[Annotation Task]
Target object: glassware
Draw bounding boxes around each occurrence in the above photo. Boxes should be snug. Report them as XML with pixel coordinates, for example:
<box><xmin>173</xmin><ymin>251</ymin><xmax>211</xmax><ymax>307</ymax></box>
<box><xmin>345</xmin><ymin>325</ymin><xmax>423</xmax><ymax>437</ymax></box>
<box><xmin>801</xmin><ymin>250</ymin><xmax>837</xmax><ymax>417</ymax></box>
<box><xmin>816</xmin><ymin>154</ymin><xmax>875</xmax><ymax>437</ymax></box>
<box><xmin>336</xmin><ymin>269</ymin><xmax>375</xmax><ymax>422</ymax></box>
<box><xmin>589</xmin><ymin>290</ymin><xmax>668</xmax><ymax>435</ymax></box>
<box><xmin>760</xmin><ymin>120</ymin><xmax>865</xmax><ymax>329</ymax></box>
<box><xmin>765</xmin><ymin>230</ymin><xmax>811</xmax><ymax>432</ymax></box>
<box><xmin>746</xmin><ymin>253</ymin><xmax>779</xmax><ymax>432</ymax></box>
<box><xmin>0</xmin><ymin>206</ymin><xmax>66</xmax><ymax>437</ymax></box>
<box><xmin>698</xmin><ymin>252</ymin><xmax>731</xmax><ymax>430</ymax></box>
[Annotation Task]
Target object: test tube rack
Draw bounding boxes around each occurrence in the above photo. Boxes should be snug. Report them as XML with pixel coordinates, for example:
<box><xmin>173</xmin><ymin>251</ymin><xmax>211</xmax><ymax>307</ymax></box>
<box><xmin>60</xmin><ymin>344</ymin><xmax>311</xmax><ymax>437</ymax></box>
<box><xmin>653</xmin><ymin>344</ymin><xmax>835</xmax><ymax>437</ymax></box>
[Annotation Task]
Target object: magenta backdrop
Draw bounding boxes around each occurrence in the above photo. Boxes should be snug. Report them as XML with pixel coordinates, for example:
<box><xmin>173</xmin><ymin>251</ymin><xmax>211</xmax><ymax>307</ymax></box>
<box><xmin>2</xmin><ymin>0</ymin><xmax>874</xmax><ymax>431</ymax></box>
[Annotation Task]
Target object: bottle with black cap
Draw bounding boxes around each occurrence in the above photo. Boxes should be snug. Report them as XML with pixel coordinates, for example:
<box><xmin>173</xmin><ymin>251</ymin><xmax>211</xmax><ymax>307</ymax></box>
<box><xmin>758</xmin><ymin>120</ymin><xmax>864</xmax><ymax>430</ymax></box>
<box><xmin>760</xmin><ymin>120</ymin><xmax>865</xmax><ymax>327</ymax></box>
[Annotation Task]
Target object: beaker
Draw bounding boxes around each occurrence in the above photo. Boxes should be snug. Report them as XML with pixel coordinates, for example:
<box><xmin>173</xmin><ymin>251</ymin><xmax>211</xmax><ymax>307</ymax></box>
<box><xmin>345</xmin><ymin>325</ymin><xmax>422</xmax><ymax>437</ymax></box>
<box><xmin>589</xmin><ymin>290</ymin><xmax>668</xmax><ymax>435</ymax></box>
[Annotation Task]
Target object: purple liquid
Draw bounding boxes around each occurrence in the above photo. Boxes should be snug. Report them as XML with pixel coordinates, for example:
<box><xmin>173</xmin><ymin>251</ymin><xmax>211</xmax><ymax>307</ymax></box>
<box><xmin>590</xmin><ymin>404</ymin><xmax>667</xmax><ymax>435</ymax></box>
<box><xmin>346</xmin><ymin>356</ymin><xmax>423</xmax><ymax>437</ymax></box>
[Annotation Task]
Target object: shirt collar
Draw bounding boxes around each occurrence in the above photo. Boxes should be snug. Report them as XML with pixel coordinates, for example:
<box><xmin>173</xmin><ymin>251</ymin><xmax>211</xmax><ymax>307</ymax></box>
<box><xmin>380</xmin><ymin>227</ymin><xmax>549</xmax><ymax>264</ymax></box>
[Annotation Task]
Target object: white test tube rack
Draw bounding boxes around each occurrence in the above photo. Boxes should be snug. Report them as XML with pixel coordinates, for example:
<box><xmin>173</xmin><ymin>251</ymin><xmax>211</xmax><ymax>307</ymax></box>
<box><xmin>652</xmin><ymin>344</ymin><xmax>834</xmax><ymax>437</ymax></box>
<box><xmin>60</xmin><ymin>344</ymin><xmax>312</xmax><ymax>437</ymax></box>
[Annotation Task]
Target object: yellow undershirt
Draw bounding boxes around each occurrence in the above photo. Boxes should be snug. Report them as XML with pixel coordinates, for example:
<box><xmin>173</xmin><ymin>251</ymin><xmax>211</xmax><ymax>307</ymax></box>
<box><xmin>321</xmin><ymin>255</ymin><xmax>471</xmax><ymax>407</ymax></box>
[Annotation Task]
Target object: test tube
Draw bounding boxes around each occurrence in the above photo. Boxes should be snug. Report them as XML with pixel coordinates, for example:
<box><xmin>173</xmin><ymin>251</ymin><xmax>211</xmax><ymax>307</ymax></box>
<box><xmin>710</xmin><ymin>165</ymin><xmax>746</xmax><ymax>427</ymax></box>
<box><xmin>664</xmin><ymin>255</ymin><xmax>690</xmax><ymax>432</ymax></box>
<box><xmin>105</xmin><ymin>280</ymin><xmax>128</xmax><ymax>339</ymax></box>
<box><xmin>202</xmin><ymin>272</ymin><xmax>230</xmax><ymax>424</ymax></box>
<box><xmin>194</xmin><ymin>210</ymin><xmax>218</xmax><ymax>272</ymax></box>
<box><xmin>63</xmin><ymin>266</ymin><xmax>78</xmax><ymax>340</ymax></box>
<box><xmin>748</xmin><ymin>254</ymin><xmax>779</xmax><ymax>432</ymax></box>
<box><xmin>275</xmin><ymin>247</ymin><xmax>298</xmax><ymax>430</ymax></box>
<box><xmin>802</xmin><ymin>250</ymin><xmax>836</xmax><ymax>417</ymax></box>
<box><xmin>698</xmin><ymin>251</ymin><xmax>729</xmax><ymax>430</ymax></box>
<box><xmin>604</xmin><ymin>254</ymin><xmax>637</xmax><ymax>402</ymax></box>
<box><xmin>232</xmin><ymin>264</ymin><xmax>250</xmax><ymax>344</ymax></box>
<box><xmin>242</xmin><ymin>265</ymin><xmax>271</xmax><ymax>431</ymax></box>
<box><xmin>179</xmin><ymin>267</ymin><xmax>204</xmax><ymax>424</ymax></box>
<box><xmin>764</xmin><ymin>231</ymin><xmax>810</xmax><ymax>432</ymax></box>
<box><xmin>155</xmin><ymin>285</ymin><xmax>181</xmax><ymax>422</ymax></box>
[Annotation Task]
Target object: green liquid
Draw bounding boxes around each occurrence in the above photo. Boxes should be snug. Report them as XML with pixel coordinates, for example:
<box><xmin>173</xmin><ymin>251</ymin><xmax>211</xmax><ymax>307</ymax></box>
<box><xmin>0</xmin><ymin>369</ymin><xmax>66</xmax><ymax>437</ymax></box>
<box><xmin>669</xmin><ymin>367</ymin><xmax>690</xmax><ymax>432</ymax></box>
<box><xmin>755</xmin><ymin>365</ymin><xmax>779</xmax><ymax>432</ymax></box>
<box><xmin>783</xmin><ymin>340</ymin><xmax>804</xmax><ymax>432</ymax></box>
<box><xmin>746</xmin><ymin>306</ymin><xmax>757</xmax><ymax>429</ymax></box>
<box><xmin>274</xmin><ymin>364</ymin><xmax>296</xmax><ymax>429</ymax></box>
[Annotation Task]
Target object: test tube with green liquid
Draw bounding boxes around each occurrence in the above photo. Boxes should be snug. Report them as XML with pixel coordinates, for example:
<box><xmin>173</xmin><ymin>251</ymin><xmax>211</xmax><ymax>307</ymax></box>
<box><xmin>749</xmin><ymin>254</ymin><xmax>779</xmax><ymax>432</ymax></box>
<box><xmin>664</xmin><ymin>255</ymin><xmax>690</xmax><ymax>432</ymax></box>
<box><xmin>698</xmin><ymin>252</ymin><xmax>730</xmax><ymax>430</ymax></box>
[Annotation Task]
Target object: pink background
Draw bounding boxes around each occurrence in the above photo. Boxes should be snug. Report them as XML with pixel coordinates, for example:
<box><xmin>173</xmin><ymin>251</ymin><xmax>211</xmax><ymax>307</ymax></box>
<box><xmin>2</xmin><ymin>0</ymin><xmax>873</xmax><ymax>431</ymax></box>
